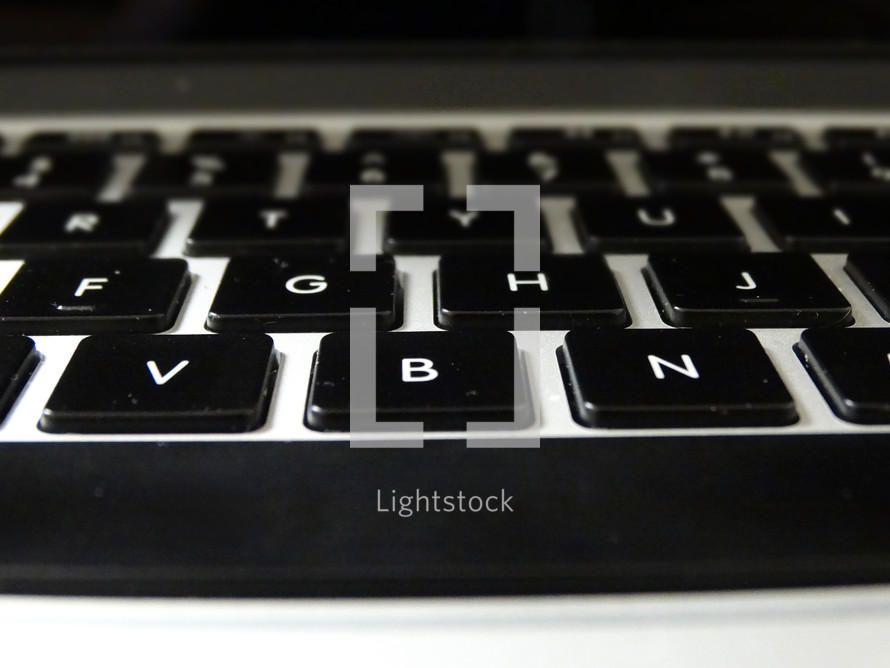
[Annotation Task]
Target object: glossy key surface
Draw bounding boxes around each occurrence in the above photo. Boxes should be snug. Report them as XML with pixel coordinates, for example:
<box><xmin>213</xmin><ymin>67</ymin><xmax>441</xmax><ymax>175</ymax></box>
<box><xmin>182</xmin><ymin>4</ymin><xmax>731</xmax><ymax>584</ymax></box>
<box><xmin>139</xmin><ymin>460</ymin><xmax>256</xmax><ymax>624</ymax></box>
<box><xmin>384</xmin><ymin>196</ymin><xmax>552</xmax><ymax>255</ymax></box>
<box><xmin>0</xmin><ymin>200</ymin><xmax>169</xmax><ymax>258</ymax></box>
<box><xmin>23</xmin><ymin>131</ymin><xmax>160</xmax><ymax>153</ymax></box>
<box><xmin>186</xmin><ymin>128</ymin><xmax>320</xmax><ymax>151</ymax></box>
<box><xmin>508</xmin><ymin>127</ymin><xmax>640</xmax><ymax>149</ymax></box>
<box><xmin>640</xmin><ymin>150</ymin><xmax>791</xmax><ymax>194</ymax></box>
<box><xmin>185</xmin><ymin>197</ymin><xmax>348</xmax><ymax>256</ymax></box>
<box><xmin>305</xmin><ymin>331</ymin><xmax>529</xmax><ymax>432</ymax></box>
<box><xmin>797</xmin><ymin>328</ymin><xmax>890</xmax><ymax>424</ymax></box>
<box><xmin>800</xmin><ymin>150</ymin><xmax>890</xmax><ymax>194</ymax></box>
<box><xmin>476</xmin><ymin>149</ymin><xmax>619</xmax><ymax>194</ymax></box>
<box><xmin>560</xmin><ymin>328</ymin><xmax>797</xmax><ymax>428</ymax></box>
<box><xmin>302</xmin><ymin>150</ymin><xmax>446</xmax><ymax>194</ymax></box>
<box><xmin>435</xmin><ymin>254</ymin><xmax>627</xmax><ymax>329</ymax></box>
<box><xmin>668</xmin><ymin>126</ymin><xmax>801</xmax><ymax>149</ymax></box>
<box><xmin>40</xmin><ymin>334</ymin><xmax>278</xmax><ymax>433</ymax></box>
<box><xmin>845</xmin><ymin>252</ymin><xmax>890</xmax><ymax>322</ymax></box>
<box><xmin>347</xmin><ymin>128</ymin><xmax>481</xmax><ymax>150</ymax></box>
<box><xmin>645</xmin><ymin>252</ymin><xmax>853</xmax><ymax>328</ymax></box>
<box><xmin>131</xmin><ymin>152</ymin><xmax>279</xmax><ymax>197</ymax></box>
<box><xmin>206</xmin><ymin>255</ymin><xmax>398</xmax><ymax>332</ymax></box>
<box><xmin>0</xmin><ymin>336</ymin><xmax>39</xmax><ymax>423</ymax></box>
<box><xmin>573</xmin><ymin>196</ymin><xmax>747</xmax><ymax>253</ymax></box>
<box><xmin>0</xmin><ymin>153</ymin><xmax>112</xmax><ymax>199</ymax></box>
<box><xmin>0</xmin><ymin>258</ymin><xmax>190</xmax><ymax>335</ymax></box>
<box><xmin>754</xmin><ymin>197</ymin><xmax>890</xmax><ymax>251</ymax></box>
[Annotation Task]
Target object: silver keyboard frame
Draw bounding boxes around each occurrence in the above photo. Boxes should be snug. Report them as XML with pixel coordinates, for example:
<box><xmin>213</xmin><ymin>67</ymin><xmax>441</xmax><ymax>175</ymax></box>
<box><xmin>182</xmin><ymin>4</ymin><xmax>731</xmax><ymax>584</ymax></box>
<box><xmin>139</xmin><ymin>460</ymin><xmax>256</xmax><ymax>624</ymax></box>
<box><xmin>0</xmin><ymin>111</ymin><xmax>889</xmax><ymax>667</ymax></box>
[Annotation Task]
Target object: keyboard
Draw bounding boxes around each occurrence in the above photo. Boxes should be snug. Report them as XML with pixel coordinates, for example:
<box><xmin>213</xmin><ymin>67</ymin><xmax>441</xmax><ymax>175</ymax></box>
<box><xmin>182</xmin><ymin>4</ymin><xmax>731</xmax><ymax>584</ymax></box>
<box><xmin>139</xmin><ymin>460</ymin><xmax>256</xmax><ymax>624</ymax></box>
<box><xmin>1</xmin><ymin>114</ymin><xmax>889</xmax><ymax>596</ymax></box>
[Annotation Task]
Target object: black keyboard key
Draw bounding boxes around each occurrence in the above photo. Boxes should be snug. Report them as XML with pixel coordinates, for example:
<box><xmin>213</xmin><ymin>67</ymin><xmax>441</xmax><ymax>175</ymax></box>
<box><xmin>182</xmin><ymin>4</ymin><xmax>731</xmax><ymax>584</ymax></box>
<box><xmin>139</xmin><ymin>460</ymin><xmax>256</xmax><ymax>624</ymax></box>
<box><xmin>302</xmin><ymin>150</ymin><xmax>447</xmax><ymax>194</ymax></box>
<box><xmin>186</xmin><ymin>129</ymin><xmax>320</xmax><ymax>151</ymax></box>
<box><xmin>573</xmin><ymin>196</ymin><xmax>747</xmax><ymax>253</ymax></box>
<box><xmin>23</xmin><ymin>131</ymin><xmax>160</xmax><ymax>153</ymax></box>
<box><xmin>185</xmin><ymin>197</ymin><xmax>348</xmax><ymax>256</ymax></box>
<box><xmin>559</xmin><ymin>328</ymin><xmax>796</xmax><ymax>428</ymax></box>
<box><xmin>846</xmin><ymin>252</ymin><xmax>890</xmax><ymax>322</ymax></box>
<box><xmin>640</xmin><ymin>150</ymin><xmax>791</xmax><ymax>194</ymax></box>
<box><xmin>645</xmin><ymin>253</ymin><xmax>852</xmax><ymax>328</ymax></box>
<box><xmin>508</xmin><ymin>127</ymin><xmax>640</xmax><ymax>149</ymax></box>
<box><xmin>206</xmin><ymin>255</ymin><xmax>398</xmax><ymax>332</ymax></box>
<box><xmin>0</xmin><ymin>200</ymin><xmax>170</xmax><ymax>258</ymax></box>
<box><xmin>797</xmin><ymin>328</ymin><xmax>890</xmax><ymax>424</ymax></box>
<box><xmin>476</xmin><ymin>149</ymin><xmax>619</xmax><ymax>194</ymax></box>
<box><xmin>0</xmin><ymin>259</ymin><xmax>190</xmax><ymax>335</ymax></box>
<box><xmin>383</xmin><ymin>197</ymin><xmax>552</xmax><ymax>255</ymax></box>
<box><xmin>823</xmin><ymin>128</ymin><xmax>890</xmax><ymax>149</ymax></box>
<box><xmin>753</xmin><ymin>197</ymin><xmax>890</xmax><ymax>251</ymax></box>
<box><xmin>0</xmin><ymin>336</ymin><xmax>39</xmax><ymax>422</ymax></box>
<box><xmin>0</xmin><ymin>153</ymin><xmax>112</xmax><ymax>198</ymax></box>
<box><xmin>347</xmin><ymin>128</ymin><xmax>481</xmax><ymax>150</ymax></box>
<box><xmin>305</xmin><ymin>331</ymin><xmax>529</xmax><ymax>431</ymax></box>
<box><xmin>800</xmin><ymin>150</ymin><xmax>890</xmax><ymax>194</ymax></box>
<box><xmin>39</xmin><ymin>334</ymin><xmax>277</xmax><ymax>433</ymax></box>
<box><xmin>435</xmin><ymin>254</ymin><xmax>627</xmax><ymax>329</ymax></box>
<box><xmin>131</xmin><ymin>152</ymin><xmax>279</xmax><ymax>197</ymax></box>
<box><xmin>668</xmin><ymin>127</ymin><xmax>801</xmax><ymax>150</ymax></box>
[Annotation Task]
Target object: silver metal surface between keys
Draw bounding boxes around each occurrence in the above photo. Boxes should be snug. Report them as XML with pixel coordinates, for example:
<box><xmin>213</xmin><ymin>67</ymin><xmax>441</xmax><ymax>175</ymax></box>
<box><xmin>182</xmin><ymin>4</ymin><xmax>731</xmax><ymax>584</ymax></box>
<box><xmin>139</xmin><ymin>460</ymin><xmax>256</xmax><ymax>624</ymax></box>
<box><xmin>0</xmin><ymin>112</ymin><xmax>887</xmax><ymax>443</ymax></box>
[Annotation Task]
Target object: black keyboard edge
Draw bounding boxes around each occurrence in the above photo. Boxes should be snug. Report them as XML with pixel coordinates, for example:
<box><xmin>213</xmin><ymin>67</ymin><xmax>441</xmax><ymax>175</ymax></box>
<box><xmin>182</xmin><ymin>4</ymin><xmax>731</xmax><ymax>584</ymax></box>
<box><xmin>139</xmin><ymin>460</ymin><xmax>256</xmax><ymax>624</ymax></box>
<box><xmin>1</xmin><ymin>434</ymin><xmax>889</xmax><ymax>597</ymax></box>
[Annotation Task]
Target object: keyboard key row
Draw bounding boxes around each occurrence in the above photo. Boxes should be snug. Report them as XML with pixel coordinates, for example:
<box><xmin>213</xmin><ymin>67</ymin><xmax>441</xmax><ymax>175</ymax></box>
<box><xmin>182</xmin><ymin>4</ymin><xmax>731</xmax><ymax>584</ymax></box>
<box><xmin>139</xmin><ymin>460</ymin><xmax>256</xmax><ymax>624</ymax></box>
<box><xmin>0</xmin><ymin>253</ymin><xmax>886</xmax><ymax>334</ymax></box>
<box><xmin>19</xmin><ymin>124</ymin><xmax>887</xmax><ymax>155</ymax></box>
<box><xmin>9</xmin><ymin>147</ymin><xmax>890</xmax><ymax>199</ymax></box>
<box><xmin>2</xmin><ymin>326</ymin><xmax>889</xmax><ymax>433</ymax></box>
<box><xmin>13</xmin><ymin>193</ymin><xmax>890</xmax><ymax>259</ymax></box>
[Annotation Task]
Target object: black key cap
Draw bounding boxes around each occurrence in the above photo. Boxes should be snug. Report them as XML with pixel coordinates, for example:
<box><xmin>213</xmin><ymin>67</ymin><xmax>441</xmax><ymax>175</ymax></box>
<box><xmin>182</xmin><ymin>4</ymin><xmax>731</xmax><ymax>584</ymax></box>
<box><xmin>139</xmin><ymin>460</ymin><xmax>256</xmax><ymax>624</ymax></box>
<box><xmin>23</xmin><ymin>131</ymin><xmax>160</xmax><ymax>153</ymax></box>
<box><xmin>383</xmin><ymin>196</ymin><xmax>552</xmax><ymax>255</ymax></box>
<box><xmin>573</xmin><ymin>196</ymin><xmax>747</xmax><ymax>253</ymax></box>
<box><xmin>39</xmin><ymin>334</ymin><xmax>277</xmax><ymax>433</ymax></box>
<box><xmin>0</xmin><ymin>336</ymin><xmax>39</xmax><ymax>422</ymax></box>
<box><xmin>640</xmin><ymin>150</ymin><xmax>791</xmax><ymax>194</ymax></box>
<box><xmin>0</xmin><ymin>200</ymin><xmax>170</xmax><ymax>258</ymax></box>
<box><xmin>131</xmin><ymin>152</ymin><xmax>279</xmax><ymax>197</ymax></box>
<box><xmin>0</xmin><ymin>153</ymin><xmax>112</xmax><ymax>198</ymax></box>
<box><xmin>846</xmin><ymin>252</ymin><xmax>890</xmax><ymax>322</ymax></box>
<box><xmin>797</xmin><ymin>328</ymin><xmax>890</xmax><ymax>424</ymax></box>
<box><xmin>0</xmin><ymin>258</ymin><xmax>190</xmax><ymax>335</ymax></box>
<box><xmin>435</xmin><ymin>254</ymin><xmax>627</xmax><ymax>329</ymax></box>
<box><xmin>476</xmin><ymin>149</ymin><xmax>619</xmax><ymax>194</ymax></box>
<box><xmin>559</xmin><ymin>328</ymin><xmax>797</xmax><ymax>428</ymax></box>
<box><xmin>305</xmin><ymin>331</ymin><xmax>530</xmax><ymax>431</ymax></box>
<box><xmin>206</xmin><ymin>255</ymin><xmax>398</xmax><ymax>332</ymax></box>
<box><xmin>185</xmin><ymin>197</ymin><xmax>348</xmax><ymax>256</ymax></box>
<box><xmin>186</xmin><ymin>129</ymin><xmax>320</xmax><ymax>151</ymax></box>
<box><xmin>302</xmin><ymin>150</ymin><xmax>446</xmax><ymax>194</ymax></box>
<box><xmin>800</xmin><ymin>150</ymin><xmax>890</xmax><ymax>194</ymax></box>
<box><xmin>753</xmin><ymin>197</ymin><xmax>890</xmax><ymax>251</ymax></box>
<box><xmin>508</xmin><ymin>127</ymin><xmax>640</xmax><ymax>149</ymax></box>
<box><xmin>823</xmin><ymin>128</ymin><xmax>890</xmax><ymax>149</ymax></box>
<box><xmin>668</xmin><ymin>127</ymin><xmax>801</xmax><ymax>150</ymax></box>
<box><xmin>645</xmin><ymin>253</ymin><xmax>853</xmax><ymax>328</ymax></box>
<box><xmin>347</xmin><ymin>128</ymin><xmax>481</xmax><ymax>150</ymax></box>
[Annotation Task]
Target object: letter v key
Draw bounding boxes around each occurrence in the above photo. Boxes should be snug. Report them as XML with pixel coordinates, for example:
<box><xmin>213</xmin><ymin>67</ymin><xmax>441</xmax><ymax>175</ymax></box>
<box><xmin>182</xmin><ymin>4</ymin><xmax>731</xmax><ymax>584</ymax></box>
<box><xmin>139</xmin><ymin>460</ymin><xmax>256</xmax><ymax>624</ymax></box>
<box><xmin>146</xmin><ymin>360</ymin><xmax>189</xmax><ymax>385</ymax></box>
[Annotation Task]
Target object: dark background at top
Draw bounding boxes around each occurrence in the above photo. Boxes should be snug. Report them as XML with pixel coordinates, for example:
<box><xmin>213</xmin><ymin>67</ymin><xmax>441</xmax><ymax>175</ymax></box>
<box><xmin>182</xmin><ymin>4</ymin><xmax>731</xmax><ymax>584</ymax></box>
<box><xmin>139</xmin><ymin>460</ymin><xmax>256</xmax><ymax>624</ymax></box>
<box><xmin>2</xmin><ymin>0</ymin><xmax>890</xmax><ymax>48</ymax></box>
